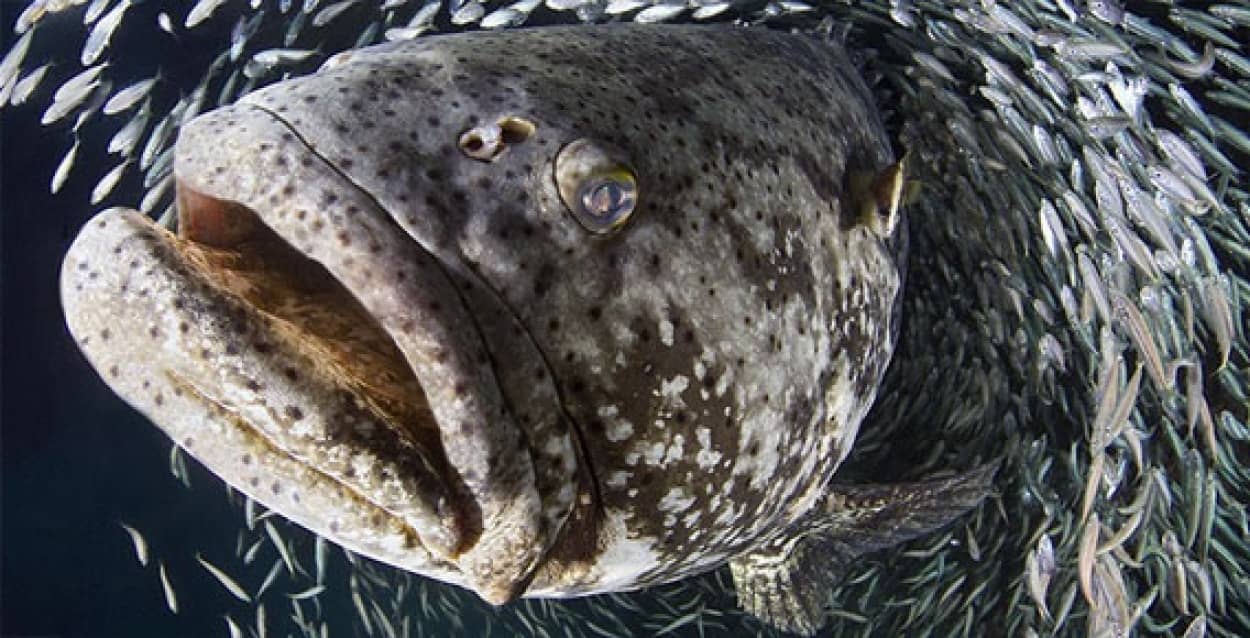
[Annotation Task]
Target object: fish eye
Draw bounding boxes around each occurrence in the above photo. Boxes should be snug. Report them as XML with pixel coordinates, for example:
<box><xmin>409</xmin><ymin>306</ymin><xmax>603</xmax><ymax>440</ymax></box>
<box><xmin>555</xmin><ymin>139</ymin><xmax>638</xmax><ymax>234</ymax></box>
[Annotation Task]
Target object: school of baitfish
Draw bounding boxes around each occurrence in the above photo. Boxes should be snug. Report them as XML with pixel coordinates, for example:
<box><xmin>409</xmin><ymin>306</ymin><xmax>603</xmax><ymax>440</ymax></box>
<box><xmin>2</xmin><ymin>0</ymin><xmax>1248</xmax><ymax>636</ymax></box>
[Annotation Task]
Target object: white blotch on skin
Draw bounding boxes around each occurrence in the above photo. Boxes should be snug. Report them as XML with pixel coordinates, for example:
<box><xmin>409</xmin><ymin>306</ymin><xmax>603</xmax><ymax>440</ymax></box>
<box><xmin>606</xmin><ymin>419</ymin><xmax>634</xmax><ymax>442</ymax></box>
<box><xmin>695</xmin><ymin>427</ymin><xmax>721</xmax><ymax>469</ymax></box>
<box><xmin>663</xmin><ymin>434</ymin><xmax>684</xmax><ymax>465</ymax></box>
<box><xmin>643</xmin><ymin>441</ymin><xmax>665</xmax><ymax>466</ymax></box>
<box><xmin>658</xmin><ymin>319</ymin><xmax>674</xmax><ymax>346</ymax></box>
<box><xmin>658</xmin><ymin>486</ymin><xmax>696</xmax><ymax>514</ymax></box>
<box><xmin>659</xmin><ymin>375</ymin><xmax>688</xmax><ymax>406</ymax></box>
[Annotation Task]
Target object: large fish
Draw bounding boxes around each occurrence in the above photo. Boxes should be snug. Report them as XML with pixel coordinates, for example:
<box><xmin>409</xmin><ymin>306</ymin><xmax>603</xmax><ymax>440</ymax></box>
<box><xmin>60</xmin><ymin>24</ymin><xmax>993</xmax><ymax>634</ymax></box>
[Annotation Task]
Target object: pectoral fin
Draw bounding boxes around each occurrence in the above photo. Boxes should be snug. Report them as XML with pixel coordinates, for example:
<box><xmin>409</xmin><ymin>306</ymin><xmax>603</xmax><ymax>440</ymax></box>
<box><xmin>729</xmin><ymin>461</ymin><xmax>1000</xmax><ymax>636</ymax></box>
<box><xmin>846</xmin><ymin>153</ymin><xmax>909</xmax><ymax>236</ymax></box>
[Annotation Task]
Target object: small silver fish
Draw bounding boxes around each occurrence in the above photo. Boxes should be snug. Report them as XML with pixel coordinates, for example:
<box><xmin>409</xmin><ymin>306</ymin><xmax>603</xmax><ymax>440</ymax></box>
<box><xmin>50</xmin><ymin>137</ymin><xmax>79</xmax><ymax>194</ymax></box>
<box><xmin>197</xmin><ymin>553</ymin><xmax>253</xmax><ymax>602</ymax></box>
<box><xmin>102</xmin><ymin>76</ymin><xmax>156</xmax><ymax>115</ymax></box>
<box><xmin>118</xmin><ymin>521</ymin><xmax>149</xmax><ymax>566</ymax></box>
<box><xmin>250</xmin><ymin>47</ymin><xmax>320</xmax><ymax>69</ymax></box>
<box><xmin>0</xmin><ymin>30</ymin><xmax>33</xmax><ymax>90</ymax></box>
<box><xmin>82</xmin><ymin>0</ymin><xmax>130</xmax><ymax>66</ymax></box>
<box><xmin>91</xmin><ymin>159</ymin><xmax>129</xmax><ymax>204</ymax></box>
<box><xmin>185</xmin><ymin>0</ymin><xmax>229</xmax><ymax>28</ymax></box>
<box><xmin>9</xmin><ymin>62</ymin><xmax>52</xmax><ymax>106</ymax></box>
<box><xmin>311</xmin><ymin>0</ymin><xmax>359</xmax><ymax>27</ymax></box>
<box><xmin>158</xmin><ymin>561</ymin><xmax>179</xmax><ymax>614</ymax></box>
<box><xmin>42</xmin><ymin>64</ymin><xmax>108</xmax><ymax>125</ymax></box>
<box><xmin>108</xmin><ymin>101</ymin><xmax>150</xmax><ymax>155</ymax></box>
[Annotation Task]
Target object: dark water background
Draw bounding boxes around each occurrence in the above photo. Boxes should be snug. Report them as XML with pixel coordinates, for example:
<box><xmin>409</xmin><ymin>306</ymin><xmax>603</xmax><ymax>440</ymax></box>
<box><xmin>0</xmin><ymin>2</ymin><xmax>309</xmax><ymax>634</ymax></box>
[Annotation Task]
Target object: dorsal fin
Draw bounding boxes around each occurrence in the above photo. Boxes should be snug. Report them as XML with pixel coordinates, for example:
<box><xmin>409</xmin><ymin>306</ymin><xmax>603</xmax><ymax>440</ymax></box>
<box><xmin>729</xmin><ymin>460</ymin><xmax>999</xmax><ymax>636</ymax></box>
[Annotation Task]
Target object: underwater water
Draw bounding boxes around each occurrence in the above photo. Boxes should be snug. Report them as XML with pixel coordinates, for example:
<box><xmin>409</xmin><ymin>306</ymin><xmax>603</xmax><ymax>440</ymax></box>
<box><xmin>2</xmin><ymin>0</ymin><xmax>1249</xmax><ymax>637</ymax></box>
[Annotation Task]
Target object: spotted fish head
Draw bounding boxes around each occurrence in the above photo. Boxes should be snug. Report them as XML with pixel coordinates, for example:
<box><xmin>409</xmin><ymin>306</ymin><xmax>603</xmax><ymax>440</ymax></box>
<box><xmin>60</xmin><ymin>24</ymin><xmax>905</xmax><ymax>601</ymax></box>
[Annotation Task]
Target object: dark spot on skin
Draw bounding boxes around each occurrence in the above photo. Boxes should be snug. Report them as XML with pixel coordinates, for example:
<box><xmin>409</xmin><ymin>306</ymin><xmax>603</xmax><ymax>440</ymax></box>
<box><xmin>271</xmin><ymin>481</ymin><xmax>282</xmax><ymax>495</ymax></box>
<box><xmin>241</xmin><ymin>453</ymin><xmax>252</xmax><ymax>465</ymax></box>
<box><xmin>285</xmin><ymin>406</ymin><xmax>304</xmax><ymax>421</ymax></box>
<box><xmin>284</xmin><ymin>367</ymin><xmax>299</xmax><ymax>381</ymax></box>
<box><xmin>250</xmin><ymin>477</ymin><xmax>260</xmax><ymax>487</ymax></box>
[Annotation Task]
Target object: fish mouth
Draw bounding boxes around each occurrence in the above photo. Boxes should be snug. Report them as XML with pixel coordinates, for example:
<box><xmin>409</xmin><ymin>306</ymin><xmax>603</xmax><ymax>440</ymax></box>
<box><xmin>171</xmin><ymin>183</ymin><xmax>469</xmax><ymax>546</ymax></box>
<box><xmin>61</xmin><ymin>102</ymin><xmax>577</xmax><ymax>603</ymax></box>
<box><xmin>171</xmin><ymin>185</ymin><xmax>447</xmax><ymax>478</ymax></box>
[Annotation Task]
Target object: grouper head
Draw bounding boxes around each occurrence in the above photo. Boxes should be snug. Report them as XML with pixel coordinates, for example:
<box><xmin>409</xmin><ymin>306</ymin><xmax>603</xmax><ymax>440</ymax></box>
<box><xmin>61</xmin><ymin>24</ymin><xmax>906</xmax><ymax>604</ymax></box>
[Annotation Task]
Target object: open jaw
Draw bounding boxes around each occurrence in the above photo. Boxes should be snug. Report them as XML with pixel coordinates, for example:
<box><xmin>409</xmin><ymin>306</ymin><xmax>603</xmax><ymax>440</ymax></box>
<box><xmin>60</xmin><ymin>103</ymin><xmax>577</xmax><ymax>603</ymax></box>
<box><xmin>61</xmin><ymin>192</ymin><xmax>477</xmax><ymax>585</ymax></box>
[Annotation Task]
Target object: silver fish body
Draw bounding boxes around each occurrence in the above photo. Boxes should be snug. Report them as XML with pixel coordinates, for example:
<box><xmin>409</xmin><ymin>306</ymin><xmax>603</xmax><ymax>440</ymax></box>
<box><xmin>60</xmin><ymin>25</ymin><xmax>974</xmax><ymax>633</ymax></box>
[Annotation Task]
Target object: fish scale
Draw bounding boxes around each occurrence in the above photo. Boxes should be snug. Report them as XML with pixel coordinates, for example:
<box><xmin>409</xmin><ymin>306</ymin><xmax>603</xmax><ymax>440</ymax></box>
<box><xmin>3</xmin><ymin>0</ymin><xmax>1250</xmax><ymax>637</ymax></box>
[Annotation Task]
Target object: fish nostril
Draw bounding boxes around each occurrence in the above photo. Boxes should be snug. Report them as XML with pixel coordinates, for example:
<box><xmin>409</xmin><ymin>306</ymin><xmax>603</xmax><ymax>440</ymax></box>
<box><xmin>459</xmin><ymin>116</ymin><xmax>536</xmax><ymax>162</ymax></box>
<box><xmin>459</xmin><ymin>124</ymin><xmax>502</xmax><ymax>161</ymax></box>
<box><xmin>498</xmin><ymin>116</ymin><xmax>536</xmax><ymax>145</ymax></box>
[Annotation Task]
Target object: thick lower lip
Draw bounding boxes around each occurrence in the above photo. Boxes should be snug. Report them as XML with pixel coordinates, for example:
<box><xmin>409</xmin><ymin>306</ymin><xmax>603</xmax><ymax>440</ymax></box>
<box><xmin>59</xmin><ymin>202</ymin><xmax>472</xmax><ymax>583</ymax></box>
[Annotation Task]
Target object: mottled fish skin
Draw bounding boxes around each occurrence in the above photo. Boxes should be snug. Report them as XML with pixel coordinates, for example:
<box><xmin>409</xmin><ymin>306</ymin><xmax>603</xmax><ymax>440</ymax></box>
<box><xmin>61</xmin><ymin>24</ymin><xmax>902</xmax><ymax>605</ymax></box>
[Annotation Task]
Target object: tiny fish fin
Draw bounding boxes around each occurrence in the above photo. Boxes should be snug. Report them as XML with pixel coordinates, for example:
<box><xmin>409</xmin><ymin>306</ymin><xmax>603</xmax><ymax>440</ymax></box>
<box><xmin>729</xmin><ymin>460</ymin><xmax>999</xmax><ymax>636</ymax></box>
<box><xmin>845</xmin><ymin>152</ymin><xmax>909</xmax><ymax>236</ymax></box>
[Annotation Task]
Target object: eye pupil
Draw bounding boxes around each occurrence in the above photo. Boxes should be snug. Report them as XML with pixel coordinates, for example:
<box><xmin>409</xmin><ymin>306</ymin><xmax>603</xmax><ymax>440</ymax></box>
<box><xmin>579</xmin><ymin>178</ymin><xmax>636</xmax><ymax>228</ymax></box>
<box><xmin>585</xmin><ymin>181</ymin><xmax>622</xmax><ymax>217</ymax></box>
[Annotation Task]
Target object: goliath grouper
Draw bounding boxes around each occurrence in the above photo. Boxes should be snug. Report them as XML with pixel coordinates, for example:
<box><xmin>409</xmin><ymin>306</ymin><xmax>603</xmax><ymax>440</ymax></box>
<box><xmin>60</xmin><ymin>25</ymin><xmax>994</xmax><ymax>635</ymax></box>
